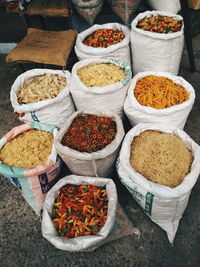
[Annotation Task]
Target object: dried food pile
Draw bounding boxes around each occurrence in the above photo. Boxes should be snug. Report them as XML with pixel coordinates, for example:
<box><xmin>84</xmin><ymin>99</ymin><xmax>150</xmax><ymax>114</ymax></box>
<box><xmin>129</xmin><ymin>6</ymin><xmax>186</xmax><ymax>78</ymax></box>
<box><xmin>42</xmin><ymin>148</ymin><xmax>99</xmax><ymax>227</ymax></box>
<box><xmin>52</xmin><ymin>184</ymin><xmax>108</xmax><ymax>238</ymax></box>
<box><xmin>130</xmin><ymin>130</ymin><xmax>193</xmax><ymax>188</ymax></box>
<box><xmin>62</xmin><ymin>114</ymin><xmax>117</xmax><ymax>153</ymax></box>
<box><xmin>136</xmin><ymin>15</ymin><xmax>182</xmax><ymax>33</ymax></box>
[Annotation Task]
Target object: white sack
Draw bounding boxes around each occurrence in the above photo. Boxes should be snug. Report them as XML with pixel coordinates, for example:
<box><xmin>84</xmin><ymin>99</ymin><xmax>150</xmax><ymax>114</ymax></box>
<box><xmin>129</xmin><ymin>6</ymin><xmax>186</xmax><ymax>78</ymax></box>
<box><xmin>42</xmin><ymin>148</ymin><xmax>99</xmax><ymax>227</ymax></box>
<box><xmin>72</xmin><ymin>0</ymin><xmax>104</xmax><ymax>25</ymax></box>
<box><xmin>10</xmin><ymin>69</ymin><xmax>75</xmax><ymax>128</ymax></box>
<box><xmin>116</xmin><ymin>123</ymin><xmax>200</xmax><ymax>243</ymax></box>
<box><xmin>70</xmin><ymin>57</ymin><xmax>132</xmax><ymax>119</ymax></box>
<box><xmin>146</xmin><ymin>0</ymin><xmax>181</xmax><ymax>14</ymax></box>
<box><xmin>75</xmin><ymin>23</ymin><xmax>131</xmax><ymax>65</ymax></box>
<box><xmin>124</xmin><ymin>71</ymin><xmax>195</xmax><ymax>129</ymax></box>
<box><xmin>54</xmin><ymin>110</ymin><xmax>125</xmax><ymax>177</ymax></box>
<box><xmin>42</xmin><ymin>174</ymin><xmax>118</xmax><ymax>251</ymax></box>
<box><xmin>130</xmin><ymin>11</ymin><xmax>184</xmax><ymax>75</ymax></box>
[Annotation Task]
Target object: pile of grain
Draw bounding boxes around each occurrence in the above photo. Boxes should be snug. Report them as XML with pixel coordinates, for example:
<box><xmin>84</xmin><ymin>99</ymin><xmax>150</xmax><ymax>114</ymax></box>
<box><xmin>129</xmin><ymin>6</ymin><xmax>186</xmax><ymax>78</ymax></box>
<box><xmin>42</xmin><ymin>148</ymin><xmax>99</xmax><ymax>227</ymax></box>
<box><xmin>130</xmin><ymin>130</ymin><xmax>193</xmax><ymax>188</ymax></box>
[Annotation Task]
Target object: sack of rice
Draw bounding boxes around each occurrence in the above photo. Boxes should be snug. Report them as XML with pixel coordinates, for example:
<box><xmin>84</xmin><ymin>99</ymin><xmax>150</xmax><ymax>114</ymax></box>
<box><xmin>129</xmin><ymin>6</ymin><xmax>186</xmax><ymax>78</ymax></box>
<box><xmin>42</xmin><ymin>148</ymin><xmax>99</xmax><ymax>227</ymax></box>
<box><xmin>54</xmin><ymin>110</ymin><xmax>124</xmax><ymax>177</ymax></box>
<box><xmin>75</xmin><ymin>23</ymin><xmax>131</xmax><ymax>65</ymax></box>
<box><xmin>130</xmin><ymin>11</ymin><xmax>184</xmax><ymax>75</ymax></box>
<box><xmin>10</xmin><ymin>69</ymin><xmax>75</xmax><ymax>128</ymax></box>
<box><xmin>42</xmin><ymin>174</ymin><xmax>118</xmax><ymax>251</ymax></box>
<box><xmin>146</xmin><ymin>0</ymin><xmax>181</xmax><ymax>14</ymax></box>
<box><xmin>116</xmin><ymin>123</ymin><xmax>200</xmax><ymax>243</ymax></box>
<box><xmin>70</xmin><ymin>57</ymin><xmax>132</xmax><ymax>119</ymax></box>
<box><xmin>72</xmin><ymin>0</ymin><xmax>103</xmax><ymax>25</ymax></box>
<box><xmin>0</xmin><ymin>121</ymin><xmax>62</xmax><ymax>215</ymax></box>
<box><xmin>124</xmin><ymin>71</ymin><xmax>195</xmax><ymax>129</ymax></box>
<box><xmin>107</xmin><ymin>0</ymin><xmax>142</xmax><ymax>25</ymax></box>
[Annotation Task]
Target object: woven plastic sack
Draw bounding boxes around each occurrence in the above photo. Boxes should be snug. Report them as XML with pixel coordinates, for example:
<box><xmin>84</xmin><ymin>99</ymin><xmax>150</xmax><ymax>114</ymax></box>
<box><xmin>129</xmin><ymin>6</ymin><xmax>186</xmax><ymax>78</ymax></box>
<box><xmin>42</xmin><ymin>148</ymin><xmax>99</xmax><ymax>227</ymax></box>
<box><xmin>130</xmin><ymin>11</ymin><xmax>184</xmax><ymax>75</ymax></box>
<box><xmin>54</xmin><ymin>110</ymin><xmax>125</xmax><ymax>177</ymax></box>
<box><xmin>116</xmin><ymin>123</ymin><xmax>200</xmax><ymax>243</ymax></box>
<box><xmin>146</xmin><ymin>0</ymin><xmax>181</xmax><ymax>14</ymax></box>
<box><xmin>42</xmin><ymin>174</ymin><xmax>117</xmax><ymax>251</ymax></box>
<box><xmin>107</xmin><ymin>0</ymin><xmax>142</xmax><ymax>25</ymax></box>
<box><xmin>72</xmin><ymin>0</ymin><xmax>104</xmax><ymax>25</ymax></box>
<box><xmin>70</xmin><ymin>57</ymin><xmax>132</xmax><ymax>119</ymax></box>
<box><xmin>0</xmin><ymin>121</ymin><xmax>62</xmax><ymax>215</ymax></box>
<box><xmin>10</xmin><ymin>68</ymin><xmax>75</xmax><ymax>128</ymax></box>
<box><xmin>75</xmin><ymin>23</ymin><xmax>131</xmax><ymax>65</ymax></box>
<box><xmin>124</xmin><ymin>71</ymin><xmax>195</xmax><ymax>129</ymax></box>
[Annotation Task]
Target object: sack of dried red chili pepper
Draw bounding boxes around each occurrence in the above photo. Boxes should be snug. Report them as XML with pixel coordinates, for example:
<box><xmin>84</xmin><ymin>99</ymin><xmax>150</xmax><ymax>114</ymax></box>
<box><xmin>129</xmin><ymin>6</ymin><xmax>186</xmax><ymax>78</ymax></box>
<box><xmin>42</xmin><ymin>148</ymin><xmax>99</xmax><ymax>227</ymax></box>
<box><xmin>42</xmin><ymin>174</ymin><xmax>118</xmax><ymax>251</ymax></box>
<box><xmin>70</xmin><ymin>57</ymin><xmax>132</xmax><ymax>119</ymax></box>
<box><xmin>130</xmin><ymin>11</ymin><xmax>184</xmax><ymax>76</ymax></box>
<box><xmin>75</xmin><ymin>23</ymin><xmax>131</xmax><ymax>65</ymax></box>
<box><xmin>54</xmin><ymin>110</ymin><xmax>124</xmax><ymax>177</ymax></box>
<box><xmin>72</xmin><ymin>0</ymin><xmax>103</xmax><ymax>25</ymax></box>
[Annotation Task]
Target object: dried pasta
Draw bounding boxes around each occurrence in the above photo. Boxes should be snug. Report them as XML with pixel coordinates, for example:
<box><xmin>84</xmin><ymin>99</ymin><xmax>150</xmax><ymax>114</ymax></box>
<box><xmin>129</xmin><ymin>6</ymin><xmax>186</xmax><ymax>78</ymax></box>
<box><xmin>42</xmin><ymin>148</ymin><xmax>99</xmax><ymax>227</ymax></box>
<box><xmin>0</xmin><ymin>129</ymin><xmax>53</xmax><ymax>169</ymax></box>
<box><xmin>134</xmin><ymin>76</ymin><xmax>190</xmax><ymax>109</ymax></box>
<box><xmin>130</xmin><ymin>130</ymin><xmax>193</xmax><ymax>188</ymax></box>
<box><xmin>17</xmin><ymin>73</ymin><xmax>67</xmax><ymax>104</ymax></box>
<box><xmin>77</xmin><ymin>63</ymin><xmax>126</xmax><ymax>87</ymax></box>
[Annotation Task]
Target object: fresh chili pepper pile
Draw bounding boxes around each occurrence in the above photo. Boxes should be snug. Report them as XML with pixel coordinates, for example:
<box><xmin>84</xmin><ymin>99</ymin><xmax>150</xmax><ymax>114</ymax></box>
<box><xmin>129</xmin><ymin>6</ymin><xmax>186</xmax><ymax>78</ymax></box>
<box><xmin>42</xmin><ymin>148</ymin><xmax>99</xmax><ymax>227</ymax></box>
<box><xmin>83</xmin><ymin>29</ymin><xmax>125</xmax><ymax>48</ymax></box>
<box><xmin>137</xmin><ymin>15</ymin><xmax>183</xmax><ymax>34</ymax></box>
<box><xmin>62</xmin><ymin>114</ymin><xmax>117</xmax><ymax>153</ymax></box>
<box><xmin>52</xmin><ymin>184</ymin><xmax>108</xmax><ymax>238</ymax></box>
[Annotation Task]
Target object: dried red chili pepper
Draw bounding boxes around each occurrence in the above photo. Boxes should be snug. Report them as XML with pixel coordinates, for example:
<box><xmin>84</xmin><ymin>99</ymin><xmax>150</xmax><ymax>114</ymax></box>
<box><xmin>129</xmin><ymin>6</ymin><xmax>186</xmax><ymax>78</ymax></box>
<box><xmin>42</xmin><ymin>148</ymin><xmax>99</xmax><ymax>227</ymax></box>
<box><xmin>83</xmin><ymin>28</ymin><xmax>125</xmax><ymax>48</ymax></box>
<box><xmin>52</xmin><ymin>184</ymin><xmax>108</xmax><ymax>238</ymax></box>
<box><xmin>61</xmin><ymin>114</ymin><xmax>117</xmax><ymax>153</ymax></box>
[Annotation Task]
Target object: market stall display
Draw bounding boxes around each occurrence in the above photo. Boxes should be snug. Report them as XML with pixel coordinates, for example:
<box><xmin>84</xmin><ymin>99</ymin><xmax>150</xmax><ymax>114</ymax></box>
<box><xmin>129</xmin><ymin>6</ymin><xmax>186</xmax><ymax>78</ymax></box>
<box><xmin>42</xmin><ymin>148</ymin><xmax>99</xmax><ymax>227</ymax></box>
<box><xmin>130</xmin><ymin>11</ymin><xmax>184</xmax><ymax>75</ymax></box>
<box><xmin>116</xmin><ymin>123</ymin><xmax>200</xmax><ymax>243</ymax></box>
<box><xmin>54</xmin><ymin>110</ymin><xmax>124</xmax><ymax>177</ymax></box>
<box><xmin>75</xmin><ymin>23</ymin><xmax>131</xmax><ymax>65</ymax></box>
<box><xmin>10</xmin><ymin>69</ymin><xmax>75</xmax><ymax>127</ymax></box>
<box><xmin>0</xmin><ymin>121</ymin><xmax>62</xmax><ymax>215</ymax></box>
<box><xmin>70</xmin><ymin>58</ymin><xmax>132</xmax><ymax>118</ymax></box>
<box><xmin>124</xmin><ymin>71</ymin><xmax>195</xmax><ymax>129</ymax></box>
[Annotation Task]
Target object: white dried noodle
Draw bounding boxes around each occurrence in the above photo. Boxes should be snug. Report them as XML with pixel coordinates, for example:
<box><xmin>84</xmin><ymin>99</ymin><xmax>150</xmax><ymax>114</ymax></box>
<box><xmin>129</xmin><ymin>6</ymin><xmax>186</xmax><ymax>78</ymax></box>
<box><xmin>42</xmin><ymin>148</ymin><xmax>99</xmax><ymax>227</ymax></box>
<box><xmin>0</xmin><ymin>129</ymin><xmax>53</xmax><ymax>169</ymax></box>
<box><xmin>130</xmin><ymin>130</ymin><xmax>193</xmax><ymax>188</ymax></box>
<box><xmin>17</xmin><ymin>73</ymin><xmax>67</xmax><ymax>104</ymax></box>
<box><xmin>77</xmin><ymin>63</ymin><xmax>126</xmax><ymax>87</ymax></box>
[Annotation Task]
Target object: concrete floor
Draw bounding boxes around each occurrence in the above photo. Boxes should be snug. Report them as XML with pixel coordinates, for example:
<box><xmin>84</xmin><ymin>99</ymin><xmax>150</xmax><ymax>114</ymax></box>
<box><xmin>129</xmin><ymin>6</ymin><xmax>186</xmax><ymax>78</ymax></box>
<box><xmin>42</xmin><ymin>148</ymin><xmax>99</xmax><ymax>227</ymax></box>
<box><xmin>0</xmin><ymin>7</ymin><xmax>200</xmax><ymax>267</ymax></box>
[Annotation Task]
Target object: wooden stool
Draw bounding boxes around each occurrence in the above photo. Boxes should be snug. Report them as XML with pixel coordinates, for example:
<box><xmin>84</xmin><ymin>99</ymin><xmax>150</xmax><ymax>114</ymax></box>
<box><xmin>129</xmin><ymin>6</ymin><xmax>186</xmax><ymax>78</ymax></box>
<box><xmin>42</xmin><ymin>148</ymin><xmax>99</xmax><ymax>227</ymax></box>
<box><xmin>5</xmin><ymin>28</ymin><xmax>77</xmax><ymax>70</ymax></box>
<box><xmin>23</xmin><ymin>0</ymin><xmax>72</xmax><ymax>29</ymax></box>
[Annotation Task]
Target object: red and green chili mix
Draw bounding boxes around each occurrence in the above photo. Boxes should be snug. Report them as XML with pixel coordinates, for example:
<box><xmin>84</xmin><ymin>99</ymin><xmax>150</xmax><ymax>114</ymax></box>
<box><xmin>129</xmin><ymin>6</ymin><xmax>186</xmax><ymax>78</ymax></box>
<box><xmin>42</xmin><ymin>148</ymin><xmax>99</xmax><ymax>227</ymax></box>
<box><xmin>52</xmin><ymin>184</ymin><xmax>108</xmax><ymax>238</ymax></box>
<box><xmin>136</xmin><ymin>15</ymin><xmax>183</xmax><ymax>34</ymax></box>
<box><xmin>62</xmin><ymin>114</ymin><xmax>117</xmax><ymax>153</ymax></box>
<box><xmin>83</xmin><ymin>28</ymin><xmax>125</xmax><ymax>48</ymax></box>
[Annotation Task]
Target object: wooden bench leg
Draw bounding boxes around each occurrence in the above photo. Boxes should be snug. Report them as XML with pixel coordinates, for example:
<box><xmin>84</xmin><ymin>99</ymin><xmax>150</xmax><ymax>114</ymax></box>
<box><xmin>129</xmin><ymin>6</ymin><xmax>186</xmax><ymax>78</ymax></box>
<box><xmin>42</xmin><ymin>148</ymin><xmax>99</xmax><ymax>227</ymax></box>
<box><xmin>180</xmin><ymin>0</ymin><xmax>196</xmax><ymax>72</ymax></box>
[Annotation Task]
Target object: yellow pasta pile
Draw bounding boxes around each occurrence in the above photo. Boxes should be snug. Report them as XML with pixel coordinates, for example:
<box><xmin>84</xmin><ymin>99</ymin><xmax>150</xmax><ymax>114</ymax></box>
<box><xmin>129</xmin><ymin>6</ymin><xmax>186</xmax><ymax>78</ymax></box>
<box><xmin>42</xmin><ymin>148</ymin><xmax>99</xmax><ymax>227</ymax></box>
<box><xmin>17</xmin><ymin>73</ymin><xmax>67</xmax><ymax>104</ymax></box>
<box><xmin>77</xmin><ymin>63</ymin><xmax>126</xmax><ymax>87</ymax></box>
<box><xmin>0</xmin><ymin>129</ymin><xmax>53</xmax><ymax>169</ymax></box>
<box><xmin>130</xmin><ymin>130</ymin><xmax>193</xmax><ymax>188</ymax></box>
<box><xmin>134</xmin><ymin>76</ymin><xmax>190</xmax><ymax>109</ymax></box>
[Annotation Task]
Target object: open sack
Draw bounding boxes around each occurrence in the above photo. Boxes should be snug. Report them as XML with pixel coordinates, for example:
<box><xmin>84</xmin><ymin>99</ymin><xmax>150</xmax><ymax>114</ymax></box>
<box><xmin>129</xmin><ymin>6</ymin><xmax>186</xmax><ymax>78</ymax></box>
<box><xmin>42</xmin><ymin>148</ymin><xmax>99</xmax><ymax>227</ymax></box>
<box><xmin>75</xmin><ymin>23</ymin><xmax>131</xmax><ymax>65</ymax></box>
<box><xmin>54</xmin><ymin>110</ymin><xmax>125</xmax><ymax>177</ymax></box>
<box><xmin>70</xmin><ymin>57</ymin><xmax>132</xmax><ymax>119</ymax></box>
<box><xmin>116</xmin><ymin>123</ymin><xmax>200</xmax><ymax>243</ymax></box>
<box><xmin>124</xmin><ymin>71</ymin><xmax>195</xmax><ymax>129</ymax></box>
<box><xmin>42</xmin><ymin>174</ymin><xmax>118</xmax><ymax>251</ymax></box>
<box><xmin>0</xmin><ymin>121</ymin><xmax>62</xmax><ymax>215</ymax></box>
<box><xmin>130</xmin><ymin>11</ymin><xmax>184</xmax><ymax>75</ymax></box>
<box><xmin>10</xmin><ymin>69</ymin><xmax>75</xmax><ymax>128</ymax></box>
